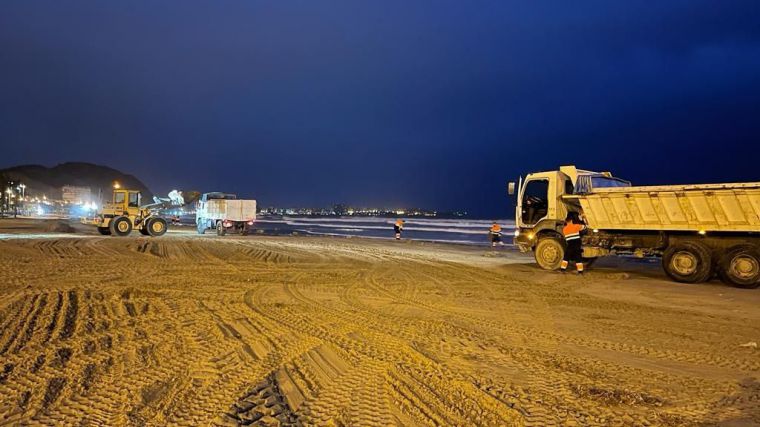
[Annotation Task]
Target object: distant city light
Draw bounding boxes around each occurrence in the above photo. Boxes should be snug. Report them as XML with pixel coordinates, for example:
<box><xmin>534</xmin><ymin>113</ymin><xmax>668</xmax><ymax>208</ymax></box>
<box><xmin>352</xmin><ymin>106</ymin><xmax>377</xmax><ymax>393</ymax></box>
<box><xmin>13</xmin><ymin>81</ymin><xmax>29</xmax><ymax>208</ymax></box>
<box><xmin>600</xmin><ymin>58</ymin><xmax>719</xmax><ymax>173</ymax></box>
<box><xmin>113</xmin><ymin>181</ymin><xmax>121</xmax><ymax>189</ymax></box>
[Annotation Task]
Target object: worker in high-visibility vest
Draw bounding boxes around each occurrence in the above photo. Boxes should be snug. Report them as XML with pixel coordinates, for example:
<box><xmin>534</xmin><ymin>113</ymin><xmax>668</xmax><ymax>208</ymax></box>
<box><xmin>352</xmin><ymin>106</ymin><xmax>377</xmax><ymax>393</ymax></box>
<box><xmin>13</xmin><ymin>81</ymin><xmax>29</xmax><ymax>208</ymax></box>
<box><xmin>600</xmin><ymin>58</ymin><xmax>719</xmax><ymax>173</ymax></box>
<box><xmin>394</xmin><ymin>219</ymin><xmax>404</xmax><ymax>240</ymax></box>
<box><xmin>561</xmin><ymin>213</ymin><xmax>586</xmax><ymax>274</ymax></box>
<box><xmin>489</xmin><ymin>222</ymin><xmax>504</xmax><ymax>247</ymax></box>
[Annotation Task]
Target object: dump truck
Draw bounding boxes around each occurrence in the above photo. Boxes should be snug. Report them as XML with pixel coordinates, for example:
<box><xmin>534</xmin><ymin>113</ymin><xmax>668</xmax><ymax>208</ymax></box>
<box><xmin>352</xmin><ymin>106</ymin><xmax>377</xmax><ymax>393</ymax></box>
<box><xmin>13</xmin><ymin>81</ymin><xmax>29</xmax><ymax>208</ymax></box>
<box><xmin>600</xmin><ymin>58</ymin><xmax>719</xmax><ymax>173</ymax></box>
<box><xmin>87</xmin><ymin>188</ymin><xmax>168</xmax><ymax>237</ymax></box>
<box><xmin>510</xmin><ymin>166</ymin><xmax>760</xmax><ymax>288</ymax></box>
<box><xmin>196</xmin><ymin>192</ymin><xmax>256</xmax><ymax>236</ymax></box>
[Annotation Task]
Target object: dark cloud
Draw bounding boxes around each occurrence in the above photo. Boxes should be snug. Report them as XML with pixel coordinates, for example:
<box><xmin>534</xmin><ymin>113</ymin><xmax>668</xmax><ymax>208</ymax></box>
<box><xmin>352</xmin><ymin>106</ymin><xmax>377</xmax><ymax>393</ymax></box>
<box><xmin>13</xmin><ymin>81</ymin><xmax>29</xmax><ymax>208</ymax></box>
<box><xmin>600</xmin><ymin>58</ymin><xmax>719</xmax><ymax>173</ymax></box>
<box><xmin>1</xmin><ymin>1</ymin><xmax>759</xmax><ymax>215</ymax></box>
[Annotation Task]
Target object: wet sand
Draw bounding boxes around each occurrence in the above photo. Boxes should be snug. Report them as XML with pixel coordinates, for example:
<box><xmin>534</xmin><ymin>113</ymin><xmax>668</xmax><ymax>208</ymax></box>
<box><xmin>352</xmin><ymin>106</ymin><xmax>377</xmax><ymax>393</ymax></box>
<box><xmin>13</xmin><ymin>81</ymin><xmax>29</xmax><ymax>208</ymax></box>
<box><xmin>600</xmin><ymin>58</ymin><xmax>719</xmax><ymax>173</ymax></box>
<box><xmin>0</xmin><ymin>219</ymin><xmax>758</xmax><ymax>426</ymax></box>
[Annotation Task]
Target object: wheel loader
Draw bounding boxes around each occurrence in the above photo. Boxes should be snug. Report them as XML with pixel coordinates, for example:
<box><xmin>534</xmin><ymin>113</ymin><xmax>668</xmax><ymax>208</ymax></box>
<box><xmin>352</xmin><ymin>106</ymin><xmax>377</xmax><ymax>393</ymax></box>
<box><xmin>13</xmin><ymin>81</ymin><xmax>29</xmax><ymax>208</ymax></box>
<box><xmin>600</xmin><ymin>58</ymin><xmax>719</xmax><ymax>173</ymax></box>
<box><xmin>87</xmin><ymin>188</ymin><xmax>168</xmax><ymax>237</ymax></box>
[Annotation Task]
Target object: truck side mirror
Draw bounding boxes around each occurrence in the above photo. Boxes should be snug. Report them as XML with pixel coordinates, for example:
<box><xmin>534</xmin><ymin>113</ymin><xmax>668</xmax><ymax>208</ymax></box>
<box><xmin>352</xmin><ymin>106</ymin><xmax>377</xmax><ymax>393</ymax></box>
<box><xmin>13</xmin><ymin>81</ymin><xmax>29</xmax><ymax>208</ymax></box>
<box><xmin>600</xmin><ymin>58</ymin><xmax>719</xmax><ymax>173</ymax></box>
<box><xmin>507</xmin><ymin>182</ymin><xmax>516</xmax><ymax>196</ymax></box>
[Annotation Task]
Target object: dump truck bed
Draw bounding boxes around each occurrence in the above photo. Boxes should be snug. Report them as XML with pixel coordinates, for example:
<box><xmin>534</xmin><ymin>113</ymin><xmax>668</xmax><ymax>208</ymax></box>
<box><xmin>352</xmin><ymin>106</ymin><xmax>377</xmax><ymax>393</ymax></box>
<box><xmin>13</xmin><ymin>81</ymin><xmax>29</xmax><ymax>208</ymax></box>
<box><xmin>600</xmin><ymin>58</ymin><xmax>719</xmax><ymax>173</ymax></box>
<box><xmin>202</xmin><ymin>199</ymin><xmax>257</xmax><ymax>222</ymax></box>
<box><xmin>568</xmin><ymin>182</ymin><xmax>760</xmax><ymax>232</ymax></box>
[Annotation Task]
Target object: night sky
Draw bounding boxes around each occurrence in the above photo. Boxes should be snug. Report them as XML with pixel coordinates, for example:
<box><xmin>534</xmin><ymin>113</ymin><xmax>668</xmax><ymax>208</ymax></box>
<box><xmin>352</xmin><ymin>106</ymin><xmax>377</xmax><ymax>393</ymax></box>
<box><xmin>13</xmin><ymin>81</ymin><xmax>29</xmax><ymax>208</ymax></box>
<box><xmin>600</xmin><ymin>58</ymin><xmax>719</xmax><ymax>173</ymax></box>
<box><xmin>2</xmin><ymin>1</ymin><xmax>760</xmax><ymax>217</ymax></box>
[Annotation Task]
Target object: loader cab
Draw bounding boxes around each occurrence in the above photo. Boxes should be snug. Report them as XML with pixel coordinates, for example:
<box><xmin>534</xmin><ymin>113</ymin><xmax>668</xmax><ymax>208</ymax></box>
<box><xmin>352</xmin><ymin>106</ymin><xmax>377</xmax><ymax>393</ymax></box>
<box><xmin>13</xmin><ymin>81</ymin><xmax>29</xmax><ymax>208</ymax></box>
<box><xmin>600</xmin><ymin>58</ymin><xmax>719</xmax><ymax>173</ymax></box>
<box><xmin>111</xmin><ymin>189</ymin><xmax>141</xmax><ymax>213</ymax></box>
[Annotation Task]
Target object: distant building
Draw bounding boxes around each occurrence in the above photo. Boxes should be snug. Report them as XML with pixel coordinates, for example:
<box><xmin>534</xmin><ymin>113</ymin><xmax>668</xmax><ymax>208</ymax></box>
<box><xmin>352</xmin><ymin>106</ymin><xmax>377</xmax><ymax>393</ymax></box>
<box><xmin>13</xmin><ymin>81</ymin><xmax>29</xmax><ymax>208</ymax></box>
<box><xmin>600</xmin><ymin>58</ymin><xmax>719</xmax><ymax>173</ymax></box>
<box><xmin>61</xmin><ymin>185</ymin><xmax>91</xmax><ymax>204</ymax></box>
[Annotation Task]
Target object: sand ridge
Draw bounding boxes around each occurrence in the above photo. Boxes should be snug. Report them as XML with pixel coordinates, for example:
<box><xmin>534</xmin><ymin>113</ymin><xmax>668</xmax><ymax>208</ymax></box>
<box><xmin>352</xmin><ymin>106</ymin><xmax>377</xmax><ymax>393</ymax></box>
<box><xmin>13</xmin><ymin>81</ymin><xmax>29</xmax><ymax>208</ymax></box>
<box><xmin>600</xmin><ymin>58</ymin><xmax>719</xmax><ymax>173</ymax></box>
<box><xmin>0</xmin><ymin>231</ymin><xmax>758</xmax><ymax>426</ymax></box>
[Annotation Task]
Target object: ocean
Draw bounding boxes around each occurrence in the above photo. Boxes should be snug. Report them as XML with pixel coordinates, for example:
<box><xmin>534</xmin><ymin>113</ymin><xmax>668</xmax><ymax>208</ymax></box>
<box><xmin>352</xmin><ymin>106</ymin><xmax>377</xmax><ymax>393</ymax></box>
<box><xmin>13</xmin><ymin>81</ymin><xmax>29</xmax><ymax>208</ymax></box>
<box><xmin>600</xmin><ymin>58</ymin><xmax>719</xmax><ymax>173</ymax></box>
<box><xmin>252</xmin><ymin>216</ymin><xmax>516</xmax><ymax>246</ymax></box>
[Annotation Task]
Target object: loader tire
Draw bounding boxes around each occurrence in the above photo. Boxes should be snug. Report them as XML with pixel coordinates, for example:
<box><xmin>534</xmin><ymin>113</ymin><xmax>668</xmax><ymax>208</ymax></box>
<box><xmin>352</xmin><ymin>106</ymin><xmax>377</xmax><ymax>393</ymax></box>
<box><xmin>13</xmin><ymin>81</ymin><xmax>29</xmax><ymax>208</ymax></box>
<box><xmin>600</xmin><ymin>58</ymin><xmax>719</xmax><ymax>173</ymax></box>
<box><xmin>97</xmin><ymin>227</ymin><xmax>111</xmax><ymax>236</ymax></box>
<box><xmin>534</xmin><ymin>237</ymin><xmax>564</xmax><ymax>270</ymax></box>
<box><xmin>139</xmin><ymin>226</ymin><xmax>150</xmax><ymax>236</ymax></box>
<box><xmin>216</xmin><ymin>221</ymin><xmax>226</xmax><ymax>236</ymax></box>
<box><xmin>718</xmin><ymin>245</ymin><xmax>760</xmax><ymax>289</ymax></box>
<box><xmin>110</xmin><ymin>216</ymin><xmax>132</xmax><ymax>237</ymax></box>
<box><xmin>662</xmin><ymin>241</ymin><xmax>712</xmax><ymax>283</ymax></box>
<box><xmin>147</xmin><ymin>217</ymin><xmax>168</xmax><ymax>237</ymax></box>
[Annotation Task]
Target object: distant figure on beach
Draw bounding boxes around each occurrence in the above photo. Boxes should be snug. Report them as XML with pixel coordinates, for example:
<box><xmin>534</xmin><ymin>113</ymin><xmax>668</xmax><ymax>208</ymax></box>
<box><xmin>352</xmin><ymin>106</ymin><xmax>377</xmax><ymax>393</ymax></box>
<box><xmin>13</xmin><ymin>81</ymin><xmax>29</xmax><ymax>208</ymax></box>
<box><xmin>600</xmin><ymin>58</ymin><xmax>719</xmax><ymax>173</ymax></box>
<box><xmin>394</xmin><ymin>219</ymin><xmax>404</xmax><ymax>240</ymax></box>
<box><xmin>489</xmin><ymin>222</ymin><xmax>504</xmax><ymax>247</ymax></box>
<box><xmin>561</xmin><ymin>213</ymin><xmax>586</xmax><ymax>274</ymax></box>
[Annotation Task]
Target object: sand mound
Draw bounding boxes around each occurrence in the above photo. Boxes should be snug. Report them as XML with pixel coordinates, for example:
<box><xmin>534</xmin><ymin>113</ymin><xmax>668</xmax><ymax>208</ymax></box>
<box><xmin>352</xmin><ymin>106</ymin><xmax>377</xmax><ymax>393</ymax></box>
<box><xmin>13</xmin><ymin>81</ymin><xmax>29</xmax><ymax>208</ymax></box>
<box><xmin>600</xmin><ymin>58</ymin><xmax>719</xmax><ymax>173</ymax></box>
<box><xmin>44</xmin><ymin>220</ymin><xmax>76</xmax><ymax>233</ymax></box>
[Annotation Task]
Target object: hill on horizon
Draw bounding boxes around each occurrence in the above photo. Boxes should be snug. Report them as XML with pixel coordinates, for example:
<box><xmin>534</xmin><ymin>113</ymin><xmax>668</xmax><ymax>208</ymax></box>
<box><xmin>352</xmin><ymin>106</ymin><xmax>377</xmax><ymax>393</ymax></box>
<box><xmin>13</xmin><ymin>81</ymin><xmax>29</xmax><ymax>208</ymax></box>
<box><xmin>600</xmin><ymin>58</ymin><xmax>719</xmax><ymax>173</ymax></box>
<box><xmin>0</xmin><ymin>162</ymin><xmax>153</xmax><ymax>201</ymax></box>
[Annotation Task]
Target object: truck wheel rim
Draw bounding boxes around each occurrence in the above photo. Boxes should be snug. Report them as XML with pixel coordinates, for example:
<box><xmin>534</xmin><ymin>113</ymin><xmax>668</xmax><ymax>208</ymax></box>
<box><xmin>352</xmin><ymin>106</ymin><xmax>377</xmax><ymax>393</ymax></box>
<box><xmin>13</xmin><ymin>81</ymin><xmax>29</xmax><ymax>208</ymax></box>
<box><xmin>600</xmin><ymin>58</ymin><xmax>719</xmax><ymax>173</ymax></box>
<box><xmin>117</xmin><ymin>221</ymin><xmax>129</xmax><ymax>232</ymax></box>
<box><xmin>152</xmin><ymin>221</ymin><xmax>163</xmax><ymax>233</ymax></box>
<box><xmin>671</xmin><ymin>251</ymin><xmax>697</xmax><ymax>275</ymax></box>
<box><xmin>731</xmin><ymin>255</ymin><xmax>759</xmax><ymax>279</ymax></box>
<box><xmin>539</xmin><ymin>244</ymin><xmax>560</xmax><ymax>265</ymax></box>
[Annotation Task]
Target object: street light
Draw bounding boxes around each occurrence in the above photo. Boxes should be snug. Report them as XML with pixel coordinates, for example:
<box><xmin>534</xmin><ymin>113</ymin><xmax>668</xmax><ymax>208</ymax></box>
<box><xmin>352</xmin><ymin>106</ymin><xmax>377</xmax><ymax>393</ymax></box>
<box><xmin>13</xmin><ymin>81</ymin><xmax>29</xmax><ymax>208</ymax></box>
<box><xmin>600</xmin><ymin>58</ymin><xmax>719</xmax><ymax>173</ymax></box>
<box><xmin>113</xmin><ymin>181</ymin><xmax>121</xmax><ymax>189</ymax></box>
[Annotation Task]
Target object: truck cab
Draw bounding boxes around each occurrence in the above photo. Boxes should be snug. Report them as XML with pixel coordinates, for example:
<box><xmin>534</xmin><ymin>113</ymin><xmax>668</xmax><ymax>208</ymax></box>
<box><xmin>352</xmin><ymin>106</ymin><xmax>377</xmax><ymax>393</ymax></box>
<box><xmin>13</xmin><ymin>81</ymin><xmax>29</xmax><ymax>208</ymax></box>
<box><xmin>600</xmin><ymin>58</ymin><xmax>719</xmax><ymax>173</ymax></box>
<box><xmin>512</xmin><ymin>166</ymin><xmax>629</xmax><ymax>268</ymax></box>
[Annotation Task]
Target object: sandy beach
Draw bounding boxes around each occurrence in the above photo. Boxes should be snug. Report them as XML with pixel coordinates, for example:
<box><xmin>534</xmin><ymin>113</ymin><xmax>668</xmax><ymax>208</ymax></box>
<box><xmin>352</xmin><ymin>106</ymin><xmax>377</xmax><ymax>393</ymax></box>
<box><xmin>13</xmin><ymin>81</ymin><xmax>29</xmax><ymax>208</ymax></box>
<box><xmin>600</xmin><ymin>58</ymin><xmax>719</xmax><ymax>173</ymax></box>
<box><xmin>0</xmin><ymin>219</ymin><xmax>758</xmax><ymax>426</ymax></box>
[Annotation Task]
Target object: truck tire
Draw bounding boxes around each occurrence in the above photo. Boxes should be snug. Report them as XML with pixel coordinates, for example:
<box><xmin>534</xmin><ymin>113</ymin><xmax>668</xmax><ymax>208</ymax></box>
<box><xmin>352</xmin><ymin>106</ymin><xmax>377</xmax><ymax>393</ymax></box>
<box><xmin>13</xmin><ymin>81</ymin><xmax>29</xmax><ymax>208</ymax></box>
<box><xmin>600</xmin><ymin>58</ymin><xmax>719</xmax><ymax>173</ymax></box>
<box><xmin>662</xmin><ymin>241</ymin><xmax>712</xmax><ymax>283</ymax></box>
<box><xmin>534</xmin><ymin>237</ymin><xmax>565</xmax><ymax>270</ymax></box>
<box><xmin>139</xmin><ymin>226</ymin><xmax>150</xmax><ymax>236</ymax></box>
<box><xmin>110</xmin><ymin>216</ymin><xmax>132</xmax><ymax>237</ymax></box>
<box><xmin>216</xmin><ymin>221</ymin><xmax>226</xmax><ymax>236</ymax></box>
<box><xmin>197</xmin><ymin>219</ymin><xmax>205</xmax><ymax>235</ymax></box>
<box><xmin>718</xmin><ymin>245</ymin><xmax>760</xmax><ymax>289</ymax></box>
<box><xmin>97</xmin><ymin>227</ymin><xmax>111</xmax><ymax>235</ymax></box>
<box><xmin>147</xmin><ymin>217</ymin><xmax>168</xmax><ymax>237</ymax></box>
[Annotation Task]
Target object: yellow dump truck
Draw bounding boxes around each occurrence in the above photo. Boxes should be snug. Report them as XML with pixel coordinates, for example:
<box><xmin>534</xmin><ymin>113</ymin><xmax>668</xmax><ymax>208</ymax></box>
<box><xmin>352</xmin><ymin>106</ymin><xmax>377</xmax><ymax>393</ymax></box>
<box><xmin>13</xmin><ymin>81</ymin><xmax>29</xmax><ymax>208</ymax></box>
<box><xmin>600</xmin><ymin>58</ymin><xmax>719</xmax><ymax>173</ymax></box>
<box><xmin>511</xmin><ymin>166</ymin><xmax>760</xmax><ymax>288</ymax></box>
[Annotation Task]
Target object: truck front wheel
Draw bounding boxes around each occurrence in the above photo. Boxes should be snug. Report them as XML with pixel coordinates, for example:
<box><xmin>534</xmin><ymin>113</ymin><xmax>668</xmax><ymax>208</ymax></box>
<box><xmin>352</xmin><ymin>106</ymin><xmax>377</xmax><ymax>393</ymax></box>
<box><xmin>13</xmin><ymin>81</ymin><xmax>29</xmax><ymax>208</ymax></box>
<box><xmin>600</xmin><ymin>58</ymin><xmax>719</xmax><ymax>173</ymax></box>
<box><xmin>534</xmin><ymin>237</ymin><xmax>565</xmax><ymax>270</ymax></box>
<box><xmin>216</xmin><ymin>221</ymin><xmax>226</xmax><ymax>236</ymax></box>
<box><xmin>718</xmin><ymin>245</ymin><xmax>760</xmax><ymax>289</ymax></box>
<box><xmin>663</xmin><ymin>241</ymin><xmax>712</xmax><ymax>283</ymax></box>
<box><xmin>197</xmin><ymin>219</ymin><xmax>206</xmax><ymax>235</ymax></box>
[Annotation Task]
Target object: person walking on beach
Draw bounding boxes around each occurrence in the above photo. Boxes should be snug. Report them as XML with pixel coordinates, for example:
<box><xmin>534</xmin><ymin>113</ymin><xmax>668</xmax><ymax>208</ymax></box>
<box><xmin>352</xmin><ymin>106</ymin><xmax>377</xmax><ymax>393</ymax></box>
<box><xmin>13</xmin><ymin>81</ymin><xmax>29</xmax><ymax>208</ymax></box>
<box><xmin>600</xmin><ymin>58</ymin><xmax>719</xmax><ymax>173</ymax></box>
<box><xmin>394</xmin><ymin>219</ymin><xmax>404</xmax><ymax>240</ymax></box>
<box><xmin>561</xmin><ymin>213</ymin><xmax>586</xmax><ymax>274</ymax></box>
<box><xmin>489</xmin><ymin>222</ymin><xmax>504</xmax><ymax>247</ymax></box>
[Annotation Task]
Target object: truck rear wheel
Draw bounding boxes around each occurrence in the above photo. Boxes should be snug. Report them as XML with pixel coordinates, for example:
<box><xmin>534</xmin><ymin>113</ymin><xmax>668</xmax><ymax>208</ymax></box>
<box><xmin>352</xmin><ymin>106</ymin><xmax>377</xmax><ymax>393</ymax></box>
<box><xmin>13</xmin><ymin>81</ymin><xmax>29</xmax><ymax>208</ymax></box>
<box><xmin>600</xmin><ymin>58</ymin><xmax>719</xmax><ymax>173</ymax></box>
<box><xmin>147</xmin><ymin>217</ymin><xmax>167</xmax><ymax>237</ymax></box>
<box><xmin>110</xmin><ymin>216</ymin><xmax>132</xmax><ymax>237</ymax></box>
<box><xmin>662</xmin><ymin>241</ymin><xmax>712</xmax><ymax>283</ymax></box>
<box><xmin>534</xmin><ymin>237</ymin><xmax>564</xmax><ymax>270</ymax></box>
<box><xmin>216</xmin><ymin>221</ymin><xmax>226</xmax><ymax>236</ymax></box>
<box><xmin>718</xmin><ymin>245</ymin><xmax>760</xmax><ymax>289</ymax></box>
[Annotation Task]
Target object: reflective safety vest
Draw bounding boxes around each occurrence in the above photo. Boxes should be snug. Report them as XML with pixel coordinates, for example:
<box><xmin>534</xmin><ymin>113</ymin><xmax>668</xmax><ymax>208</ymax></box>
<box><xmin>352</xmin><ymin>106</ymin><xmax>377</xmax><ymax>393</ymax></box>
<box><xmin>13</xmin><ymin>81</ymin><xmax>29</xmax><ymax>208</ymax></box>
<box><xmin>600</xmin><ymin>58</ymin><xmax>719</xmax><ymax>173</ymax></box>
<box><xmin>490</xmin><ymin>224</ymin><xmax>502</xmax><ymax>234</ymax></box>
<box><xmin>395</xmin><ymin>220</ymin><xmax>404</xmax><ymax>228</ymax></box>
<box><xmin>563</xmin><ymin>223</ymin><xmax>584</xmax><ymax>241</ymax></box>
